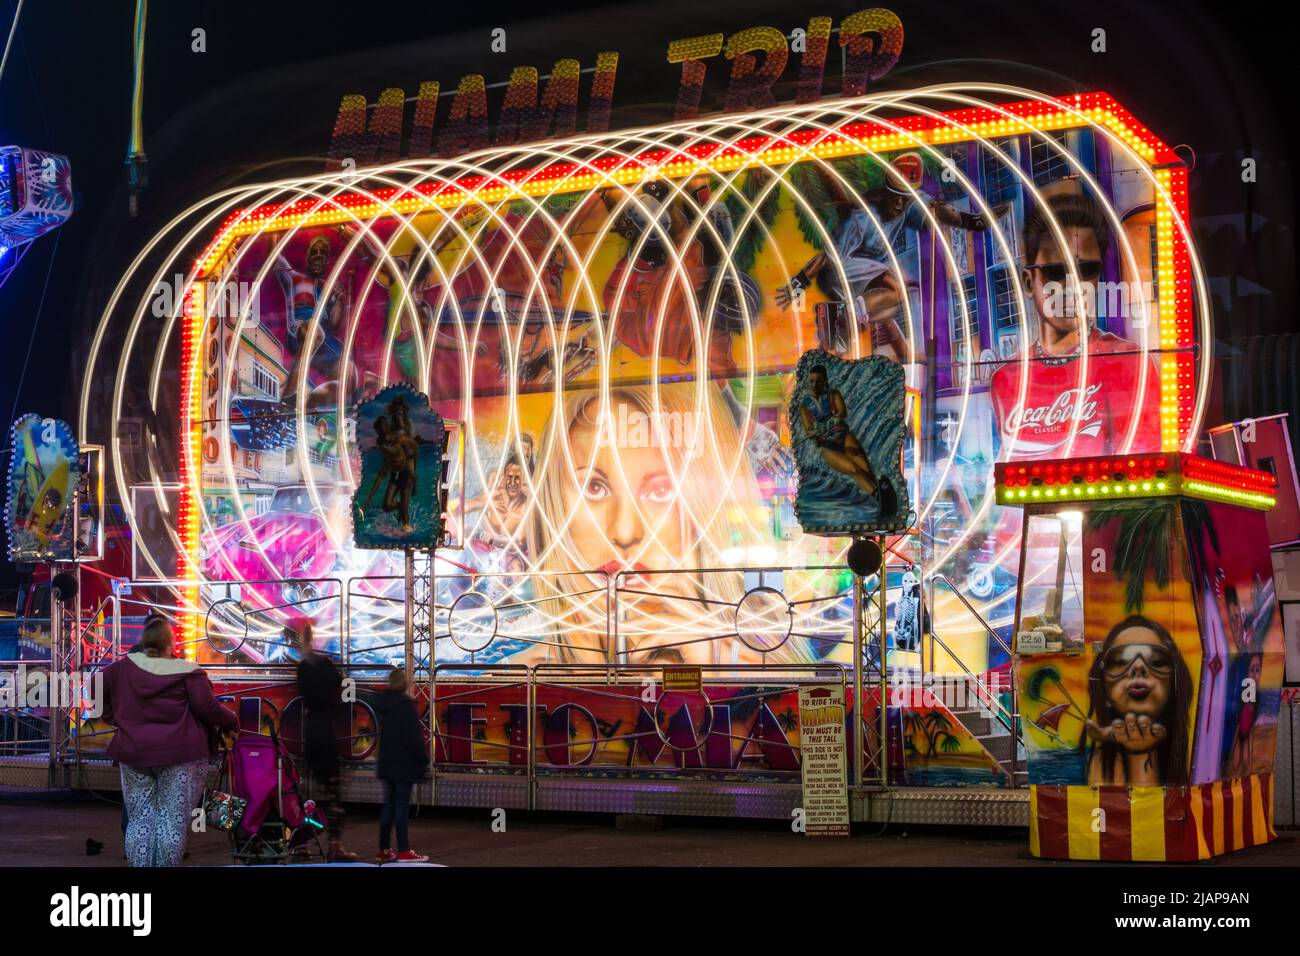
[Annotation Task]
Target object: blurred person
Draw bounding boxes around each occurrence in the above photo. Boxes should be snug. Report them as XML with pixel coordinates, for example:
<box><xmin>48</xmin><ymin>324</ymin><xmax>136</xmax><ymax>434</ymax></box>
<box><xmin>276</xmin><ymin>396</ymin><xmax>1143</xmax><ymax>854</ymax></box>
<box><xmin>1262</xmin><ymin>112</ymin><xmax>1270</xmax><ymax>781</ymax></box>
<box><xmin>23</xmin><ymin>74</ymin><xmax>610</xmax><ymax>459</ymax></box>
<box><xmin>371</xmin><ymin>668</ymin><xmax>430</xmax><ymax>863</ymax></box>
<box><xmin>102</xmin><ymin>616</ymin><xmax>237</xmax><ymax>866</ymax></box>
<box><xmin>293</xmin><ymin>618</ymin><xmax>358</xmax><ymax>862</ymax></box>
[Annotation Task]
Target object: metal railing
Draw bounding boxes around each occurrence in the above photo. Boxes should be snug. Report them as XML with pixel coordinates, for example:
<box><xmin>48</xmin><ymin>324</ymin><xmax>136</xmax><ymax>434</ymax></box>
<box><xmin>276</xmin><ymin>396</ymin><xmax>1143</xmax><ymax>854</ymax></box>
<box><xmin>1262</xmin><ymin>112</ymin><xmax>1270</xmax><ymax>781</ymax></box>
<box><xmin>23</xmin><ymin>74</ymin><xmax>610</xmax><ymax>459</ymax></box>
<box><xmin>611</xmin><ymin>564</ymin><xmax>858</xmax><ymax>667</ymax></box>
<box><xmin>425</xmin><ymin>662</ymin><xmax>870</xmax><ymax>806</ymax></box>
<box><xmin>926</xmin><ymin>573</ymin><xmax>1021</xmax><ymax>781</ymax></box>
<box><xmin>2</xmin><ymin>565</ymin><xmax>1026</xmax><ymax>792</ymax></box>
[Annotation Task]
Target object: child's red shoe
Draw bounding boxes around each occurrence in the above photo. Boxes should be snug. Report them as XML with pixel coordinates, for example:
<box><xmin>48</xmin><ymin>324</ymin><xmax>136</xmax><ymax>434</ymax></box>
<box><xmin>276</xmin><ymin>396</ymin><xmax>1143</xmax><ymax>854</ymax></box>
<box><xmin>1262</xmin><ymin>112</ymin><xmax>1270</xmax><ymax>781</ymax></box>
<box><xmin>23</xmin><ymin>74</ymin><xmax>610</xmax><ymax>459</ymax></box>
<box><xmin>394</xmin><ymin>850</ymin><xmax>429</xmax><ymax>863</ymax></box>
<box><xmin>376</xmin><ymin>849</ymin><xmax>398</xmax><ymax>864</ymax></box>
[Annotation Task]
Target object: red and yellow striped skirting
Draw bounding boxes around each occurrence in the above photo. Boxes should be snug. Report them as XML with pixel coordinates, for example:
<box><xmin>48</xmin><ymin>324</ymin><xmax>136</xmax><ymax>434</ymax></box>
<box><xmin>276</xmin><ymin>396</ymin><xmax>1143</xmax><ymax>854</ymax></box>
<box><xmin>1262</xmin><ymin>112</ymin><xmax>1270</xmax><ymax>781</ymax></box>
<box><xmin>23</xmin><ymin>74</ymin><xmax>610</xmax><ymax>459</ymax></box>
<box><xmin>1029</xmin><ymin>773</ymin><xmax>1275</xmax><ymax>861</ymax></box>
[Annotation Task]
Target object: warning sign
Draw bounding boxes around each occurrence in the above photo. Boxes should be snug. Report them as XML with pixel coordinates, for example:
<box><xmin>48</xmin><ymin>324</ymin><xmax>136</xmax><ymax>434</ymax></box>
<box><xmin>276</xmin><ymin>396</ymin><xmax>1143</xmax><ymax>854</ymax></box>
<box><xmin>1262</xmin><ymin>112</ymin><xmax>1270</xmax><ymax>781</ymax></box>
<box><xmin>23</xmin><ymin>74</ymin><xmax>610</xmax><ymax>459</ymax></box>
<box><xmin>798</xmin><ymin>684</ymin><xmax>849</xmax><ymax>837</ymax></box>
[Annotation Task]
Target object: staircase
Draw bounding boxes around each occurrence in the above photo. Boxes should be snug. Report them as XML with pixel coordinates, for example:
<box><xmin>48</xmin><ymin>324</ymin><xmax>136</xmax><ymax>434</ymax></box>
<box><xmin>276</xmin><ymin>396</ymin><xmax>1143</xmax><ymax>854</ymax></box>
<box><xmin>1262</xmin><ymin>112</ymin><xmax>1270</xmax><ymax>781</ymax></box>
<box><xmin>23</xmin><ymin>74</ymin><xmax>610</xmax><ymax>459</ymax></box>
<box><xmin>943</xmin><ymin>688</ymin><xmax>1027</xmax><ymax>788</ymax></box>
<box><xmin>922</xmin><ymin>575</ymin><xmax>1026</xmax><ymax>789</ymax></box>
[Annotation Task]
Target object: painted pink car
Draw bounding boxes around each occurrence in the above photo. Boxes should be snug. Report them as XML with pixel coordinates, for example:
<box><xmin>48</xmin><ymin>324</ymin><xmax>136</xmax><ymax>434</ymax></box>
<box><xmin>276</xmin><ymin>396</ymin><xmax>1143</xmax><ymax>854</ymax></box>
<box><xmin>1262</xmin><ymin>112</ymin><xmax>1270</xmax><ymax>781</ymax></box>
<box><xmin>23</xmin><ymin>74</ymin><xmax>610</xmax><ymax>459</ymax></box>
<box><xmin>200</xmin><ymin>486</ymin><xmax>346</xmax><ymax>661</ymax></box>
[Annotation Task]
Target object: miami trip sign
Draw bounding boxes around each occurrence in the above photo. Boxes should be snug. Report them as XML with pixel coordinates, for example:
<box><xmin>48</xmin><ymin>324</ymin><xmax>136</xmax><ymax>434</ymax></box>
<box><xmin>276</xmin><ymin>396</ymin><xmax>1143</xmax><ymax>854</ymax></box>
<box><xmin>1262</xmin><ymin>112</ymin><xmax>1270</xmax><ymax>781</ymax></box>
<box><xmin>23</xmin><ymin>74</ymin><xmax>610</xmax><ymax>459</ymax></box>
<box><xmin>325</xmin><ymin>8</ymin><xmax>903</xmax><ymax>166</ymax></box>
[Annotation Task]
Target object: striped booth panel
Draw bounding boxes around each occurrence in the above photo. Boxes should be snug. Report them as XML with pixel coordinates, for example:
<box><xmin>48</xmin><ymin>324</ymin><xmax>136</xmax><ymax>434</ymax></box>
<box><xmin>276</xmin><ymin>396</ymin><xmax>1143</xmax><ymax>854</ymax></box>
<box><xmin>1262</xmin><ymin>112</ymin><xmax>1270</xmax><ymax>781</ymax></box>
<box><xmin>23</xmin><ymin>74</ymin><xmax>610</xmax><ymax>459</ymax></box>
<box><xmin>1029</xmin><ymin>773</ymin><xmax>1276</xmax><ymax>861</ymax></box>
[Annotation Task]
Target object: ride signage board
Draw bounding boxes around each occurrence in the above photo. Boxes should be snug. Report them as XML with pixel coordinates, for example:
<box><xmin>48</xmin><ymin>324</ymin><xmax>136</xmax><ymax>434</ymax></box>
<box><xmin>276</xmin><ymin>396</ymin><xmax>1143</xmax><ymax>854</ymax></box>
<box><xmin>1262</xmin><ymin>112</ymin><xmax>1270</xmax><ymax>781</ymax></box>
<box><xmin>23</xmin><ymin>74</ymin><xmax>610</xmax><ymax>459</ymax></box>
<box><xmin>789</xmin><ymin>349</ymin><xmax>908</xmax><ymax>536</ymax></box>
<box><xmin>797</xmin><ymin>684</ymin><xmax>849</xmax><ymax>836</ymax></box>
<box><xmin>351</xmin><ymin>384</ymin><xmax>447</xmax><ymax>551</ymax></box>
<box><xmin>323</xmin><ymin>8</ymin><xmax>905</xmax><ymax>162</ymax></box>
<box><xmin>5</xmin><ymin>414</ymin><xmax>80</xmax><ymax>563</ymax></box>
<box><xmin>663</xmin><ymin>665</ymin><xmax>703</xmax><ymax>692</ymax></box>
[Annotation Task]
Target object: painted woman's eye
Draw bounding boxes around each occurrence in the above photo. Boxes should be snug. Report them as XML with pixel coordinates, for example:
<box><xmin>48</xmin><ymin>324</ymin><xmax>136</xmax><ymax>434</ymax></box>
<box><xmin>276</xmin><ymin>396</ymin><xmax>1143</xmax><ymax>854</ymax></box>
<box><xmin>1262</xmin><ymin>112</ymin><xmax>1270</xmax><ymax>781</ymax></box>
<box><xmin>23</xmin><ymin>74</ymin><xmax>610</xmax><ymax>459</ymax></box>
<box><xmin>583</xmin><ymin>478</ymin><xmax>611</xmax><ymax>501</ymax></box>
<box><xmin>642</xmin><ymin>478</ymin><xmax>673</xmax><ymax>504</ymax></box>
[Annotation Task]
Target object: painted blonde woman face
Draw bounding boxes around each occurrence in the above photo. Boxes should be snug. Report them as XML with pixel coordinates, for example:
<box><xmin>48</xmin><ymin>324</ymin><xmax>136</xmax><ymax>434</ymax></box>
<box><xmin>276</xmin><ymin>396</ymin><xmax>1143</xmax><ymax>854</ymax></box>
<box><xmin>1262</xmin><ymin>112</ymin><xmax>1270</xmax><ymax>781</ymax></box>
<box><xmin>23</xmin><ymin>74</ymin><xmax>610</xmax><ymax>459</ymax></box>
<box><xmin>537</xmin><ymin>389</ymin><xmax>765</xmax><ymax>666</ymax></box>
<box><xmin>563</xmin><ymin>400</ymin><xmax>686</xmax><ymax>587</ymax></box>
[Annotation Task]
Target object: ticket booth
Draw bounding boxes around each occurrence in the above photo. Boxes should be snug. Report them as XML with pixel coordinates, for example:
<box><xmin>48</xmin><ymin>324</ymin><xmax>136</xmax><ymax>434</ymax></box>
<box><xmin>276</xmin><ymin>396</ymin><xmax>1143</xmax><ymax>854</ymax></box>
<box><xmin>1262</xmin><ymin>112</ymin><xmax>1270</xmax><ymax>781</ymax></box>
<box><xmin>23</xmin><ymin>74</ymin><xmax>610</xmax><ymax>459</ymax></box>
<box><xmin>997</xmin><ymin>453</ymin><xmax>1284</xmax><ymax>860</ymax></box>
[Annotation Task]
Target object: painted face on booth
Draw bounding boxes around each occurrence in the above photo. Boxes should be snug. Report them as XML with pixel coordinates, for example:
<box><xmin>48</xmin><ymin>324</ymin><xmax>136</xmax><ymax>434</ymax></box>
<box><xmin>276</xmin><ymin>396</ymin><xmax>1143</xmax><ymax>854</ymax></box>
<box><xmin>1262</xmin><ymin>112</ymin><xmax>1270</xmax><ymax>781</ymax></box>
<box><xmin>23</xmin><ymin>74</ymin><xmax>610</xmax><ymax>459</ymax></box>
<box><xmin>306</xmin><ymin>239</ymin><xmax>331</xmax><ymax>277</ymax></box>
<box><xmin>564</xmin><ymin>401</ymin><xmax>686</xmax><ymax>591</ymax></box>
<box><xmin>1102</xmin><ymin>626</ymin><xmax>1174</xmax><ymax>720</ymax></box>
<box><xmin>1025</xmin><ymin>225</ymin><xmax>1102</xmax><ymax>335</ymax></box>
<box><xmin>1247</xmin><ymin>655</ymin><xmax>1262</xmax><ymax>684</ymax></box>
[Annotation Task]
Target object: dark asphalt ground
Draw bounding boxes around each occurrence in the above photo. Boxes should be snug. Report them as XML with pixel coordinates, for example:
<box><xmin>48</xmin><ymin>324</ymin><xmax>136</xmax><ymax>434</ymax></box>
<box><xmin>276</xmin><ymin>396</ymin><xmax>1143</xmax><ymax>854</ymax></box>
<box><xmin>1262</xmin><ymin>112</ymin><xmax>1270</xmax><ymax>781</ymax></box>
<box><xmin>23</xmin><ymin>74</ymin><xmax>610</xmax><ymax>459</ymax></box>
<box><xmin>1</xmin><ymin>788</ymin><xmax>1297</xmax><ymax>867</ymax></box>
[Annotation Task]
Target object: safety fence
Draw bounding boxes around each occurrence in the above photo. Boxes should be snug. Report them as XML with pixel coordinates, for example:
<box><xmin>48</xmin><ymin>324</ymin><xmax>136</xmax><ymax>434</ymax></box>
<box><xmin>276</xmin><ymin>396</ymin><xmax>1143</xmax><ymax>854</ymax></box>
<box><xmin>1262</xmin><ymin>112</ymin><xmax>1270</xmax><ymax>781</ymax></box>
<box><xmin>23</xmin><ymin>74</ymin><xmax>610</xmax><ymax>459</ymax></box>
<box><xmin>2</xmin><ymin>568</ymin><xmax>1015</xmax><ymax>797</ymax></box>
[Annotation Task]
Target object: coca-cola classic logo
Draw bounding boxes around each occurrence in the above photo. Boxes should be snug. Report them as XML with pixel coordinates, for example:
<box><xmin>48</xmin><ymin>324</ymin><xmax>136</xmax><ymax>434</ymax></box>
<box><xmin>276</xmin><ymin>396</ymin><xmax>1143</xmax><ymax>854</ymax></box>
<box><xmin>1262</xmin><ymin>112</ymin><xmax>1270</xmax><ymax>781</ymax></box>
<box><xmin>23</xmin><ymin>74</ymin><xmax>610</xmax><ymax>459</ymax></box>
<box><xmin>1004</xmin><ymin>384</ymin><xmax>1102</xmax><ymax>435</ymax></box>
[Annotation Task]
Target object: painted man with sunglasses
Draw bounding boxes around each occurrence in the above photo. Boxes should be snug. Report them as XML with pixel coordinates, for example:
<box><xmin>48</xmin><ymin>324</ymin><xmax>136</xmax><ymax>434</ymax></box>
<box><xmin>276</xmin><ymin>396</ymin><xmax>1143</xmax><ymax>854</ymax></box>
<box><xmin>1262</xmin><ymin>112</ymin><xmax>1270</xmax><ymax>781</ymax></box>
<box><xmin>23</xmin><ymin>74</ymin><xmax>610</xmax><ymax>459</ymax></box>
<box><xmin>990</xmin><ymin>191</ymin><xmax>1161</xmax><ymax>459</ymax></box>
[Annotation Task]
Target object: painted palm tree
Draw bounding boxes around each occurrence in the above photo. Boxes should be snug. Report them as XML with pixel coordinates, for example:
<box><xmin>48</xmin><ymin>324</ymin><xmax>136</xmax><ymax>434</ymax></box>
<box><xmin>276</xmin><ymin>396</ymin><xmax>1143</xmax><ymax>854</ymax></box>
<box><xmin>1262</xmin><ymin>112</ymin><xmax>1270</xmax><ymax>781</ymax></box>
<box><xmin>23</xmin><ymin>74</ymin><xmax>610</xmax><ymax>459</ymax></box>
<box><xmin>923</xmin><ymin>710</ymin><xmax>957</xmax><ymax>758</ymax></box>
<box><xmin>783</xmin><ymin>152</ymin><xmax>947</xmax><ymax>259</ymax></box>
<box><xmin>726</xmin><ymin>686</ymin><xmax>766</xmax><ymax>724</ymax></box>
<box><xmin>904</xmin><ymin>709</ymin><xmax>958</xmax><ymax>759</ymax></box>
<box><xmin>1179</xmin><ymin>499</ymin><xmax>1218</xmax><ymax>587</ymax></box>
<box><xmin>719</xmin><ymin>168</ymin><xmax>782</xmax><ymax>272</ymax></box>
<box><xmin>1023</xmin><ymin>664</ymin><xmax>1087</xmax><ymax>745</ymax></box>
<box><xmin>903</xmin><ymin>708</ymin><xmax>931</xmax><ymax>755</ymax></box>
<box><xmin>775</xmin><ymin>708</ymin><xmax>799</xmax><ymax>733</ymax></box>
<box><xmin>1085</xmin><ymin>502</ymin><xmax>1176</xmax><ymax>612</ymax></box>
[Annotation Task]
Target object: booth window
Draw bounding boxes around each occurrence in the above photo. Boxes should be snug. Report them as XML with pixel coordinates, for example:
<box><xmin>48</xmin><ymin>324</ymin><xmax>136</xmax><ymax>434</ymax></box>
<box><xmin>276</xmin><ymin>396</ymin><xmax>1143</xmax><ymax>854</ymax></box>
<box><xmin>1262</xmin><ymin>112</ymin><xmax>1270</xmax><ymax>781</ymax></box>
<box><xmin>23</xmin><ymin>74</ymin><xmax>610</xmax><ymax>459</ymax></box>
<box><xmin>1017</xmin><ymin>510</ymin><xmax>1085</xmax><ymax>649</ymax></box>
<box><xmin>990</xmin><ymin>266</ymin><xmax>1019</xmax><ymax>332</ymax></box>
<box><xmin>250</xmin><ymin>360</ymin><xmax>280</xmax><ymax>402</ymax></box>
<box><xmin>949</xmin><ymin>275</ymin><xmax>979</xmax><ymax>347</ymax></box>
<box><xmin>1030</xmin><ymin>130</ymin><xmax>1071</xmax><ymax>186</ymax></box>
<box><xmin>981</xmin><ymin>138</ymin><xmax>1019</xmax><ymax>207</ymax></box>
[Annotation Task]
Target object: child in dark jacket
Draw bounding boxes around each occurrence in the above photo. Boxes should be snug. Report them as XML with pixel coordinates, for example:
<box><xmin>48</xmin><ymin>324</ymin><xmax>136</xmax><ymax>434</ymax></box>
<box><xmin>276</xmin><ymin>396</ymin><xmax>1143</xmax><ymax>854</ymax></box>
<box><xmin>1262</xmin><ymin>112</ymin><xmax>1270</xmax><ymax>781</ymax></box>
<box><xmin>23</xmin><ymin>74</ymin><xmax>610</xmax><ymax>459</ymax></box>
<box><xmin>371</xmin><ymin>668</ymin><xmax>430</xmax><ymax>863</ymax></box>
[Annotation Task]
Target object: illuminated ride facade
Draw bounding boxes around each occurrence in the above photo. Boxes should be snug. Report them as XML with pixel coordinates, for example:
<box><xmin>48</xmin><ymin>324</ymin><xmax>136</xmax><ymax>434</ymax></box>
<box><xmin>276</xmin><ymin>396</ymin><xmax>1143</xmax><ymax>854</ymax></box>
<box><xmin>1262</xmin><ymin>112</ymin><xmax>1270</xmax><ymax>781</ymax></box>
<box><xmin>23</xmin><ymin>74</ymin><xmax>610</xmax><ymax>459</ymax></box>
<box><xmin>81</xmin><ymin>85</ymin><xmax>1212</xmax><ymax>820</ymax></box>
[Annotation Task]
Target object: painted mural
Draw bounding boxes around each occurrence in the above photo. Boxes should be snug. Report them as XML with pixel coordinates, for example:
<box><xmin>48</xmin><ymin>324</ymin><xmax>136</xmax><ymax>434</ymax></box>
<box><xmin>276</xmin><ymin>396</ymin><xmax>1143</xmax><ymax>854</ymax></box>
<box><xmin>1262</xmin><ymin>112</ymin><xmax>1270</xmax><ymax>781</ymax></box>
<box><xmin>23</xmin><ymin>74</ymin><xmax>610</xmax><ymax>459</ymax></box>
<box><xmin>195</xmin><ymin>123</ymin><xmax>1167</xmax><ymax>673</ymax></box>
<box><xmin>789</xmin><ymin>349</ymin><xmax>908</xmax><ymax>535</ymax></box>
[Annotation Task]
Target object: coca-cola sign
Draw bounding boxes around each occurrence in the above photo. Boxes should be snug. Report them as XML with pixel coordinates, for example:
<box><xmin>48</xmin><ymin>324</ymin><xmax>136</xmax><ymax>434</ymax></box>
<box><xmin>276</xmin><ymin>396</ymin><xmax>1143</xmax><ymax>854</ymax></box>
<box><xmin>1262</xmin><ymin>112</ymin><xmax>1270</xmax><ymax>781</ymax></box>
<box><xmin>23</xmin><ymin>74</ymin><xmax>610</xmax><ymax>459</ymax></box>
<box><xmin>1002</xmin><ymin>384</ymin><xmax>1103</xmax><ymax>453</ymax></box>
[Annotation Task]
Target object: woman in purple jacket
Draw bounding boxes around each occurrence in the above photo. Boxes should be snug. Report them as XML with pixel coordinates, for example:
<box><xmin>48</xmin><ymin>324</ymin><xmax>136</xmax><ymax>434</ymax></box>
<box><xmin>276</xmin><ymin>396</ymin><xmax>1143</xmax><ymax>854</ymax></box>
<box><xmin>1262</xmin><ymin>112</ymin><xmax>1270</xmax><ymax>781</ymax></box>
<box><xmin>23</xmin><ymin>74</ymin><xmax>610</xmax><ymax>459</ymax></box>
<box><xmin>102</xmin><ymin>617</ymin><xmax>238</xmax><ymax>866</ymax></box>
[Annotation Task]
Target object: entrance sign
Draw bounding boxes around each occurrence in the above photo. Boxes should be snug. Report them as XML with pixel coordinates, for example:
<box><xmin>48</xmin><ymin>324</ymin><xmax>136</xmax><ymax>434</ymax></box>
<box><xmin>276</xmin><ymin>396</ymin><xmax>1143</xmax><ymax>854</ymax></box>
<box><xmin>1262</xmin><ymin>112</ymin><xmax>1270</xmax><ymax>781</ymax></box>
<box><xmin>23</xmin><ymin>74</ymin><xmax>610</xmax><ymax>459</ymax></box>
<box><xmin>798</xmin><ymin>684</ymin><xmax>849</xmax><ymax>836</ymax></box>
<box><xmin>663</xmin><ymin>665</ymin><xmax>703</xmax><ymax>692</ymax></box>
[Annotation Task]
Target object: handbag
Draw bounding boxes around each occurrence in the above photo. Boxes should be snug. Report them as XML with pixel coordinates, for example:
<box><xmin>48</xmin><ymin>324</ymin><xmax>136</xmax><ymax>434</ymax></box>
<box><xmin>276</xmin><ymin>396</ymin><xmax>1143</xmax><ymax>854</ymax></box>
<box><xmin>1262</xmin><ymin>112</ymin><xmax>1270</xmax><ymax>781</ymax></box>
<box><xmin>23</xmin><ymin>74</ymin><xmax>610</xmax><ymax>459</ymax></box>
<box><xmin>204</xmin><ymin>790</ymin><xmax>247</xmax><ymax>831</ymax></box>
<box><xmin>204</xmin><ymin>749</ymin><xmax>247</xmax><ymax>831</ymax></box>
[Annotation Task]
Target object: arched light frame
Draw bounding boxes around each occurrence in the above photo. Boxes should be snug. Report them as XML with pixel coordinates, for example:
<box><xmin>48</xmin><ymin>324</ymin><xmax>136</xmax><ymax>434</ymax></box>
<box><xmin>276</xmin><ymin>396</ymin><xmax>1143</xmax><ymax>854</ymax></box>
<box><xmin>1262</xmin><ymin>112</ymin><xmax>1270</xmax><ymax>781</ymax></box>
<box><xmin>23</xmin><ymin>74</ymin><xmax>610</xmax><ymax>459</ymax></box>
<box><xmin>81</xmin><ymin>85</ymin><xmax>1208</xmax><ymax>658</ymax></box>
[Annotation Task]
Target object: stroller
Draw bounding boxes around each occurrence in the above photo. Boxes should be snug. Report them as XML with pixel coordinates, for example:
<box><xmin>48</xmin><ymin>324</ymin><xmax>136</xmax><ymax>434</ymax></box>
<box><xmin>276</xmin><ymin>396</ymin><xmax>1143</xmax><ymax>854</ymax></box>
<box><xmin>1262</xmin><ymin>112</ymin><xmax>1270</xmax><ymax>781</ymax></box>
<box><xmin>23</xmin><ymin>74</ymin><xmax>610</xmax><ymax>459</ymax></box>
<box><xmin>216</xmin><ymin>730</ymin><xmax>325</xmax><ymax>865</ymax></box>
